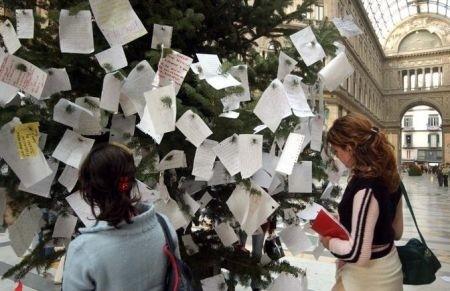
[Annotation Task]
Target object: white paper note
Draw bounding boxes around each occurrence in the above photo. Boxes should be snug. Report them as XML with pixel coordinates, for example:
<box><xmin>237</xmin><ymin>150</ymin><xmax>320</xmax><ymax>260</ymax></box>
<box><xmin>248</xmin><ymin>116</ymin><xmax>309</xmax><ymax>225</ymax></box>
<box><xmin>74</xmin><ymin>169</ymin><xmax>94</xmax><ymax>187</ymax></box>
<box><xmin>215</xmin><ymin>222</ymin><xmax>239</xmax><ymax>247</ymax></box>
<box><xmin>201</xmin><ymin>274</ymin><xmax>227</xmax><ymax>291</ymax></box>
<box><xmin>100</xmin><ymin>73</ymin><xmax>123</xmax><ymax>113</ymax></box>
<box><xmin>207</xmin><ymin>161</ymin><xmax>235</xmax><ymax>186</ymax></box>
<box><xmin>89</xmin><ymin>0</ymin><xmax>147</xmax><ymax>46</ymax></box>
<box><xmin>154</xmin><ymin>198</ymin><xmax>189</xmax><ymax>230</ymax></box>
<box><xmin>53</xmin><ymin>98</ymin><xmax>94</xmax><ymax>129</ymax></box>
<box><xmin>158</xmin><ymin>150</ymin><xmax>187</xmax><ymax>171</ymax></box>
<box><xmin>238</xmin><ymin>134</ymin><xmax>263</xmax><ymax>179</ymax></box>
<box><xmin>288</xmin><ymin>161</ymin><xmax>312</xmax><ymax>193</ymax></box>
<box><xmin>0</xmin><ymin>54</ymin><xmax>47</xmax><ymax>98</ymax></box>
<box><xmin>198</xmin><ymin>191</ymin><xmax>213</xmax><ymax>207</ymax></box>
<box><xmin>182</xmin><ymin>193</ymin><xmax>201</xmax><ymax>216</ymax></box>
<box><xmin>219</xmin><ymin>111</ymin><xmax>239</xmax><ymax>119</ymax></box>
<box><xmin>16</xmin><ymin>10</ymin><xmax>34</xmax><ymax>39</ymax></box>
<box><xmin>52</xmin><ymin>130</ymin><xmax>95</xmax><ymax>169</ymax></box>
<box><xmin>136</xmin><ymin>106</ymin><xmax>164</xmax><ymax>143</ymax></box>
<box><xmin>41</xmin><ymin>68</ymin><xmax>71</xmax><ymax>99</ymax></box>
<box><xmin>58</xmin><ymin>165</ymin><xmax>79</xmax><ymax>192</ymax></box>
<box><xmin>52</xmin><ymin>214</ymin><xmax>78</xmax><ymax>238</ymax></box>
<box><xmin>319</xmin><ymin>52</ymin><xmax>354</xmax><ymax>91</ymax></box>
<box><xmin>190</xmin><ymin>62</ymin><xmax>205</xmax><ymax>80</ymax></box>
<box><xmin>229</xmin><ymin>65</ymin><xmax>251</xmax><ymax>101</ymax></box>
<box><xmin>151</xmin><ymin>24</ymin><xmax>173</xmax><ymax>49</ymax></box>
<box><xmin>268</xmin><ymin>272</ymin><xmax>308</xmax><ymax>291</ymax></box>
<box><xmin>275</xmin><ymin>133</ymin><xmax>305</xmax><ymax>175</ymax></box>
<box><xmin>66</xmin><ymin>191</ymin><xmax>98</xmax><ymax>227</ymax></box>
<box><xmin>277</xmin><ymin>51</ymin><xmax>297</xmax><ymax>81</ymax></box>
<box><xmin>8</xmin><ymin>206</ymin><xmax>41</xmax><ymax>256</ymax></box>
<box><xmin>144</xmin><ymin>84</ymin><xmax>177</xmax><ymax>135</ymax></box>
<box><xmin>0</xmin><ymin>118</ymin><xmax>52</xmax><ymax>188</ymax></box>
<box><xmin>283</xmin><ymin>75</ymin><xmax>314</xmax><ymax>117</ymax></box>
<box><xmin>196</xmin><ymin>53</ymin><xmax>241</xmax><ymax>90</ymax></box>
<box><xmin>121</xmin><ymin>60</ymin><xmax>156</xmax><ymax>116</ymax></box>
<box><xmin>0</xmin><ymin>81</ymin><xmax>18</xmax><ymax>107</ymax></box>
<box><xmin>109</xmin><ymin>114</ymin><xmax>136</xmax><ymax>144</ymax></box>
<box><xmin>153</xmin><ymin>50</ymin><xmax>192</xmax><ymax>94</ymax></box>
<box><xmin>251</xmin><ymin>169</ymin><xmax>273</xmax><ymax>189</ymax></box>
<box><xmin>290</xmin><ymin>26</ymin><xmax>326</xmax><ymax>67</ymax></box>
<box><xmin>226</xmin><ymin>183</ymin><xmax>279</xmax><ymax>235</ymax></box>
<box><xmin>221</xmin><ymin>94</ymin><xmax>240</xmax><ymax>112</ymax></box>
<box><xmin>176</xmin><ymin>110</ymin><xmax>212</xmax><ymax>147</ymax></box>
<box><xmin>213</xmin><ymin>135</ymin><xmax>240</xmax><ymax>176</ymax></box>
<box><xmin>18</xmin><ymin>159</ymin><xmax>59</xmax><ymax>198</ymax></box>
<box><xmin>254</xmin><ymin>79</ymin><xmax>291</xmax><ymax>132</ymax></box>
<box><xmin>332</xmin><ymin>16</ymin><xmax>363</xmax><ymax>38</ymax></box>
<box><xmin>192</xmin><ymin>139</ymin><xmax>218</xmax><ymax>180</ymax></box>
<box><xmin>0</xmin><ymin>20</ymin><xmax>21</xmax><ymax>54</ymax></box>
<box><xmin>334</xmin><ymin>41</ymin><xmax>346</xmax><ymax>54</ymax></box>
<box><xmin>75</xmin><ymin>97</ymin><xmax>103</xmax><ymax>136</ymax></box>
<box><xmin>298</xmin><ymin>202</ymin><xmax>323</xmax><ymax>220</ymax></box>
<box><xmin>310</xmin><ymin>115</ymin><xmax>323</xmax><ymax>151</ymax></box>
<box><xmin>59</xmin><ymin>10</ymin><xmax>94</xmax><ymax>54</ymax></box>
<box><xmin>132</xmin><ymin>180</ymin><xmax>159</xmax><ymax>204</ymax></box>
<box><xmin>320</xmin><ymin>182</ymin><xmax>334</xmax><ymax>200</ymax></box>
<box><xmin>279</xmin><ymin>226</ymin><xmax>314</xmax><ymax>255</ymax></box>
<box><xmin>182</xmin><ymin>234</ymin><xmax>199</xmax><ymax>256</ymax></box>
<box><xmin>95</xmin><ymin>45</ymin><xmax>128</xmax><ymax>72</ymax></box>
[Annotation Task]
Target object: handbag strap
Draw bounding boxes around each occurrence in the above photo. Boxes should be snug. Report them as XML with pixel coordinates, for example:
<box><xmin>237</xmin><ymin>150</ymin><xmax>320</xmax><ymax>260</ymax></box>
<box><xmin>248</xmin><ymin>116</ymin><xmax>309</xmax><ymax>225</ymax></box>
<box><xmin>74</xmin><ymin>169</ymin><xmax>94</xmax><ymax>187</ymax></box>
<box><xmin>399</xmin><ymin>182</ymin><xmax>427</xmax><ymax>246</ymax></box>
<box><xmin>156</xmin><ymin>213</ymin><xmax>176</xmax><ymax>252</ymax></box>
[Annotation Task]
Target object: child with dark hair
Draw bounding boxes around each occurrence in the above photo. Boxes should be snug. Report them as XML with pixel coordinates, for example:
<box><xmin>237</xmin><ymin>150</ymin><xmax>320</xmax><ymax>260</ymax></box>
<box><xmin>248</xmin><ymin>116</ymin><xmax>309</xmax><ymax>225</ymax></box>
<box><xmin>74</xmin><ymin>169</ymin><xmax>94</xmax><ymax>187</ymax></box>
<box><xmin>62</xmin><ymin>143</ymin><xmax>179</xmax><ymax>291</ymax></box>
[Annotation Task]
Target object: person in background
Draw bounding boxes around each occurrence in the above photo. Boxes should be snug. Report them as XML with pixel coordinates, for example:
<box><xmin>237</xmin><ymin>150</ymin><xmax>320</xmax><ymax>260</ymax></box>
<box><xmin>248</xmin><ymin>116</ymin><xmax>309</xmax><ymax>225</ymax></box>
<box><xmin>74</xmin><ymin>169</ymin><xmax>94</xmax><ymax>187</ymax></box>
<box><xmin>323</xmin><ymin>113</ymin><xmax>403</xmax><ymax>291</ymax></box>
<box><xmin>442</xmin><ymin>164</ymin><xmax>449</xmax><ymax>187</ymax></box>
<box><xmin>437</xmin><ymin>165</ymin><xmax>444</xmax><ymax>187</ymax></box>
<box><xmin>63</xmin><ymin>143</ymin><xmax>179</xmax><ymax>291</ymax></box>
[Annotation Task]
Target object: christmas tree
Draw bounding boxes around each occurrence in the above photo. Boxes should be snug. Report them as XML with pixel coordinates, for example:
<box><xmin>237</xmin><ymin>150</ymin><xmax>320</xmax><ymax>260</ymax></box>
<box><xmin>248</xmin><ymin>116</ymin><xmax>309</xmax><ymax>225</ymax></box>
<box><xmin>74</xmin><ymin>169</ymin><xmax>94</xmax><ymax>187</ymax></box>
<box><xmin>0</xmin><ymin>0</ymin><xmax>343</xmax><ymax>289</ymax></box>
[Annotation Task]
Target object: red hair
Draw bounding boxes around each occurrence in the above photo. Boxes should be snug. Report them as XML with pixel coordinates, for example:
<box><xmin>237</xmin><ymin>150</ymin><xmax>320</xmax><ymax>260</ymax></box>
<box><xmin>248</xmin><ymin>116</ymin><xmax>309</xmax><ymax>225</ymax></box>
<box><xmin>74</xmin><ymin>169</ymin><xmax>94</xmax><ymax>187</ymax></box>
<box><xmin>327</xmin><ymin>113</ymin><xmax>400</xmax><ymax>193</ymax></box>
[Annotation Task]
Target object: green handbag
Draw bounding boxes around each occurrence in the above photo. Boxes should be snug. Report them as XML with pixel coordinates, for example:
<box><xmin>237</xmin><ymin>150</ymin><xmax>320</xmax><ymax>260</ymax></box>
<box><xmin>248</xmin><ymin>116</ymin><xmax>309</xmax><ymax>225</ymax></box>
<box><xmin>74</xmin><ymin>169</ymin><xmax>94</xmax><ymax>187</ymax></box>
<box><xmin>396</xmin><ymin>182</ymin><xmax>441</xmax><ymax>285</ymax></box>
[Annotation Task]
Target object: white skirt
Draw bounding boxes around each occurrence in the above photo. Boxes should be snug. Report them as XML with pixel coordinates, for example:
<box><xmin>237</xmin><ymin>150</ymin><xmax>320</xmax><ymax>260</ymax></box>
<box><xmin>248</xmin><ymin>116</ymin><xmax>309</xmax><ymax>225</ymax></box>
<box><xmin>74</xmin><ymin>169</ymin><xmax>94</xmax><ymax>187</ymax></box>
<box><xmin>333</xmin><ymin>248</ymin><xmax>403</xmax><ymax>291</ymax></box>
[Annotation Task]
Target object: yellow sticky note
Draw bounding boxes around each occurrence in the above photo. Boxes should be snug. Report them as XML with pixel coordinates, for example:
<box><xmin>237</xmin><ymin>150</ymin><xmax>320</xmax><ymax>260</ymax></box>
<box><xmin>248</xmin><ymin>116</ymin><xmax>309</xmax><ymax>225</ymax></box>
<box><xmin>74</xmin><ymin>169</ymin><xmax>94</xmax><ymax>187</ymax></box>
<box><xmin>14</xmin><ymin>122</ymin><xmax>40</xmax><ymax>159</ymax></box>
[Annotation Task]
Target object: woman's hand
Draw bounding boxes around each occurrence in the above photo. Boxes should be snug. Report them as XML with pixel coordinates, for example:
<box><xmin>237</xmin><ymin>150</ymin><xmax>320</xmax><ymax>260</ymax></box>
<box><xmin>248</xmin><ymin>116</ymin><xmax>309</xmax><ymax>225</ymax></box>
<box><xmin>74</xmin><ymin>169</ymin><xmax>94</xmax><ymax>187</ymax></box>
<box><xmin>319</xmin><ymin>235</ymin><xmax>332</xmax><ymax>249</ymax></box>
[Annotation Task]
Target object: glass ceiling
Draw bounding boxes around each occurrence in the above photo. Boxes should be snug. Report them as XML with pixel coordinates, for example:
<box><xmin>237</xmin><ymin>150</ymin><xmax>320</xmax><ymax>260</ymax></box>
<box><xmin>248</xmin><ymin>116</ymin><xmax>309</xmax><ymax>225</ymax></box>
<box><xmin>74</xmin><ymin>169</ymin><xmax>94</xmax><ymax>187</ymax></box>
<box><xmin>360</xmin><ymin>0</ymin><xmax>450</xmax><ymax>44</ymax></box>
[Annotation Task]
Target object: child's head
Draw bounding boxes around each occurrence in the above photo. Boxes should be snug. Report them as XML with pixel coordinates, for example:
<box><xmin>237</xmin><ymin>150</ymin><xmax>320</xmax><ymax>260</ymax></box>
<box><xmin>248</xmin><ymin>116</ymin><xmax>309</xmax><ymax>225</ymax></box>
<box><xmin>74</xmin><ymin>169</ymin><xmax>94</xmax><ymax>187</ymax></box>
<box><xmin>327</xmin><ymin>113</ymin><xmax>400</xmax><ymax>193</ymax></box>
<box><xmin>79</xmin><ymin>142</ymin><xmax>139</xmax><ymax>227</ymax></box>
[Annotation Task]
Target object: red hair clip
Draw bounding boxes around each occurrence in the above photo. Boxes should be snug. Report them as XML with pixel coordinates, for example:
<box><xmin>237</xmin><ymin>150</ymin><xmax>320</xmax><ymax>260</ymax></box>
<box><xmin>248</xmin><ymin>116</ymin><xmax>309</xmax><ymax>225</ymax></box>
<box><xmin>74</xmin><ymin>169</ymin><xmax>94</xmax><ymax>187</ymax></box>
<box><xmin>118</xmin><ymin>177</ymin><xmax>131</xmax><ymax>193</ymax></box>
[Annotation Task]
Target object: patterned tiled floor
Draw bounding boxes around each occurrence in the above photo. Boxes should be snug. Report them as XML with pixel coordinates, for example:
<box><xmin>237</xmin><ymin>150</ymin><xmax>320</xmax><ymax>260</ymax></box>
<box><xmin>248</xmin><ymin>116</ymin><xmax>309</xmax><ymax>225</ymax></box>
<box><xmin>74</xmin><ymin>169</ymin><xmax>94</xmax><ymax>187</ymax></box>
<box><xmin>1</xmin><ymin>174</ymin><xmax>450</xmax><ymax>290</ymax></box>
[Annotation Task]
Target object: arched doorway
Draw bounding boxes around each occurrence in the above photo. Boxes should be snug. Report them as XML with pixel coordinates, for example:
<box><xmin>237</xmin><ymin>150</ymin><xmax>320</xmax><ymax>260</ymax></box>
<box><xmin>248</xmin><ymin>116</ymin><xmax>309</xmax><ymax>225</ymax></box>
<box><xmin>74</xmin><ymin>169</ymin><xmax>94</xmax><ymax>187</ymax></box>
<box><xmin>401</xmin><ymin>105</ymin><xmax>443</xmax><ymax>171</ymax></box>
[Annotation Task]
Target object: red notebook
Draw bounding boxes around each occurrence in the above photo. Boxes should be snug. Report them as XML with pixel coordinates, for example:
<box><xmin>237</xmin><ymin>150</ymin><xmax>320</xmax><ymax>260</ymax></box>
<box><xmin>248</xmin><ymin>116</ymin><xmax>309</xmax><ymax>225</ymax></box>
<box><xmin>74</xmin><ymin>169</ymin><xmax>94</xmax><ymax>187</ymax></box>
<box><xmin>311</xmin><ymin>209</ymin><xmax>350</xmax><ymax>240</ymax></box>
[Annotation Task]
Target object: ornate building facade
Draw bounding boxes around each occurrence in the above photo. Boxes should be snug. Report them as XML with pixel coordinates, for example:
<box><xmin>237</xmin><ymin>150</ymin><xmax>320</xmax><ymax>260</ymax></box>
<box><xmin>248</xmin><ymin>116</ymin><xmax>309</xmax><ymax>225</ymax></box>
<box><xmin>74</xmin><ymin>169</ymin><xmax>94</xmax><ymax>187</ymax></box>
<box><xmin>284</xmin><ymin>0</ymin><xmax>450</xmax><ymax>164</ymax></box>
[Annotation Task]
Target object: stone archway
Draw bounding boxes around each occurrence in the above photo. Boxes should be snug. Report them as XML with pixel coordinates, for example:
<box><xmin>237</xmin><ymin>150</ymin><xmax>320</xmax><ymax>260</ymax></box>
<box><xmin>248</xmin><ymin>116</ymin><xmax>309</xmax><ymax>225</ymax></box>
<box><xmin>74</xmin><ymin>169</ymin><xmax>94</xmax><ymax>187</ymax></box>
<box><xmin>399</xmin><ymin>103</ymin><xmax>443</xmax><ymax>167</ymax></box>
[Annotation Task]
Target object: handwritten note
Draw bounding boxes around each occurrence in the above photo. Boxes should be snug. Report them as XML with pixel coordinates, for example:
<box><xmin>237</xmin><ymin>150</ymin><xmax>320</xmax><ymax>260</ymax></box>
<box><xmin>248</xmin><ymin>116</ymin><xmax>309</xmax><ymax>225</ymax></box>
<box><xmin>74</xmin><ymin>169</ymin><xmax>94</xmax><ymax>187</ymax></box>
<box><xmin>52</xmin><ymin>129</ymin><xmax>95</xmax><ymax>169</ymax></box>
<box><xmin>290</xmin><ymin>26</ymin><xmax>325</xmax><ymax>67</ymax></box>
<box><xmin>275</xmin><ymin>133</ymin><xmax>305</xmax><ymax>175</ymax></box>
<box><xmin>9</xmin><ymin>206</ymin><xmax>41</xmax><ymax>256</ymax></box>
<box><xmin>89</xmin><ymin>0</ymin><xmax>147</xmax><ymax>46</ymax></box>
<box><xmin>153</xmin><ymin>50</ymin><xmax>193</xmax><ymax>94</ymax></box>
<box><xmin>238</xmin><ymin>134</ymin><xmax>262</xmax><ymax>179</ymax></box>
<box><xmin>151</xmin><ymin>24</ymin><xmax>173</xmax><ymax>49</ymax></box>
<box><xmin>0</xmin><ymin>54</ymin><xmax>47</xmax><ymax>98</ymax></box>
<box><xmin>95</xmin><ymin>45</ymin><xmax>128</xmax><ymax>72</ymax></box>
<box><xmin>0</xmin><ymin>20</ymin><xmax>21</xmax><ymax>54</ymax></box>
<box><xmin>121</xmin><ymin>60</ymin><xmax>155</xmax><ymax>117</ymax></box>
<box><xmin>0</xmin><ymin>118</ymin><xmax>52</xmax><ymax>188</ymax></box>
<box><xmin>16</xmin><ymin>9</ymin><xmax>34</xmax><ymax>39</ymax></box>
<box><xmin>100</xmin><ymin>73</ymin><xmax>123</xmax><ymax>113</ymax></box>
<box><xmin>41</xmin><ymin>68</ymin><xmax>72</xmax><ymax>99</ymax></box>
<box><xmin>14</xmin><ymin>122</ymin><xmax>40</xmax><ymax>159</ymax></box>
<box><xmin>176</xmin><ymin>110</ymin><xmax>212</xmax><ymax>147</ymax></box>
<box><xmin>18</xmin><ymin>159</ymin><xmax>58</xmax><ymax>198</ymax></box>
<box><xmin>59</xmin><ymin>10</ymin><xmax>94</xmax><ymax>54</ymax></box>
